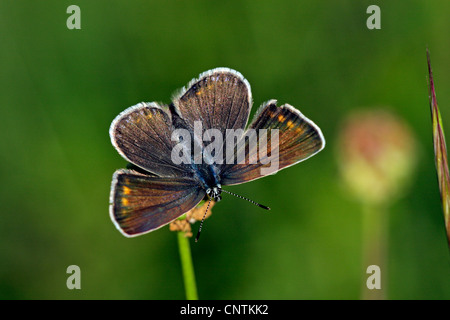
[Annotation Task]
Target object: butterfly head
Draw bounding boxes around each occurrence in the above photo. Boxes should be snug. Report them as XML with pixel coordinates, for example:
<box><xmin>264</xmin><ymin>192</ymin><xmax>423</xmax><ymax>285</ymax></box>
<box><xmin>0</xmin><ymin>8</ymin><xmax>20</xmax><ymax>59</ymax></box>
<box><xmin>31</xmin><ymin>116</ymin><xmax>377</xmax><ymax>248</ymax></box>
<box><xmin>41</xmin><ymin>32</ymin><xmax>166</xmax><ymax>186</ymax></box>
<box><xmin>206</xmin><ymin>185</ymin><xmax>222</xmax><ymax>202</ymax></box>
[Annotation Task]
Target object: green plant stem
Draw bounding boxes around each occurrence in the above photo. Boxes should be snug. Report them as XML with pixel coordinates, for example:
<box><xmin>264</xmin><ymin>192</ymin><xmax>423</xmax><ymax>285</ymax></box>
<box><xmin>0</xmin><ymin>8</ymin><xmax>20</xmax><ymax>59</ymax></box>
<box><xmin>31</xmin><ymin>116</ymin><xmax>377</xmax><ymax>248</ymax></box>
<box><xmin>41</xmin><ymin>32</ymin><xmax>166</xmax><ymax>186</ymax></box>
<box><xmin>361</xmin><ymin>202</ymin><xmax>388</xmax><ymax>300</ymax></box>
<box><xmin>177</xmin><ymin>231</ymin><xmax>198</xmax><ymax>300</ymax></box>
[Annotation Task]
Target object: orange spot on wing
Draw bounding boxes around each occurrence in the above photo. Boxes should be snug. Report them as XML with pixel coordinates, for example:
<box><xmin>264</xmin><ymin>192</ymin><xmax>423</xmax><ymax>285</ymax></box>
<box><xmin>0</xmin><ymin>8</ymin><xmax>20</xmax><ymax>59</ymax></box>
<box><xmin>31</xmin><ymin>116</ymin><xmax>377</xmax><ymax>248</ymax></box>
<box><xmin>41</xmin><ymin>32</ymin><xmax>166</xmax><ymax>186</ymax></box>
<box><xmin>278</xmin><ymin>115</ymin><xmax>286</xmax><ymax>122</ymax></box>
<box><xmin>122</xmin><ymin>198</ymin><xmax>129</xmax><ymax>206</ymax></box>
<box><xmin>287</xmin><ymin>120</ymin><xmax>294</xmax><ymax>129</ymax></box>
<box><xmin>123</xmin><ymin>186</ymin><xmax>131</xmax><ymax>195</ymax></box>
<box><xmin>295</xmin><ymin>127</ymin><xmax>304</xmax><ymax>134</ymax></box>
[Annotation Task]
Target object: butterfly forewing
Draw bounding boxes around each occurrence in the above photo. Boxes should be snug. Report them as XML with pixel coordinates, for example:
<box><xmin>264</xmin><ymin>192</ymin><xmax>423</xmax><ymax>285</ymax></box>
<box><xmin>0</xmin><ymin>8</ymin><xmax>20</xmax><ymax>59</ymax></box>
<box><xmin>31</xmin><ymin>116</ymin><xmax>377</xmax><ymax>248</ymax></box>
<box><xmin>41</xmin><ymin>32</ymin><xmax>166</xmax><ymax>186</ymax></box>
<box><xmin>220</xmin><ymin>100</ymin><xmax>325</xmax><ymax>185</ymax></box>
<box><xmin>110</xmin><ymin>169</ymin><xmax>206</xmax><ymax>237</ymax></box>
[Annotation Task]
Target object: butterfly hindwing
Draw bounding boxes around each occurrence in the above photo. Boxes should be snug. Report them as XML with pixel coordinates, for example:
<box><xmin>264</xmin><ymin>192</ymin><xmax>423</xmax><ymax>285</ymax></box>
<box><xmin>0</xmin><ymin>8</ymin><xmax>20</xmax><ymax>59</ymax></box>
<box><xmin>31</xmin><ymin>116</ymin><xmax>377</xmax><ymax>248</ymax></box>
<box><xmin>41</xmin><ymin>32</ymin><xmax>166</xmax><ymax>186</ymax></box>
<box><xmin>110</xmin><ymin>169</ymin><xmax>206</xmax><ymax>237</ymax></box>
<box><xmin>110</xmin><ymin>102</ymin><xmax>190</xmax><ymax>177</ymax></box>
<box><xmin>172</xmin><ymin>68</ymin><xmax>252</xmax><ymax>141</ymax></box>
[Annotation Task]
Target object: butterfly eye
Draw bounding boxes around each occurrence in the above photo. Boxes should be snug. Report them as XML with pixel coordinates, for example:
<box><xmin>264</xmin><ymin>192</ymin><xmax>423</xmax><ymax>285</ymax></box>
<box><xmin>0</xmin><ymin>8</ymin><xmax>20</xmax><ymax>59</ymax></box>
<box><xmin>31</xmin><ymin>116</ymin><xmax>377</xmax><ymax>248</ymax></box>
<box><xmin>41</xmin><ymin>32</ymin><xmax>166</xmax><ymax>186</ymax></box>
<box><xmin>205</xmin><ymin>187</ymin><xmax>221</xmax><ymax>201</ymax></box>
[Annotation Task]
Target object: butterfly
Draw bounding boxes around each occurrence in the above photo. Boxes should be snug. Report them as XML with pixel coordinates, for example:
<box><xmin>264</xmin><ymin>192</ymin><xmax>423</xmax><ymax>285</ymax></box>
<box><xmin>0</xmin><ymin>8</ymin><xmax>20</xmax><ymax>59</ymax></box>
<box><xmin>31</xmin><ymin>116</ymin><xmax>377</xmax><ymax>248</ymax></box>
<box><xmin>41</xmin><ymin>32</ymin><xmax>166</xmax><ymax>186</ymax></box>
<box><xmin>109</xmin><ymin>68</ymin><xmax>325</xmax><ymax>239</ymax></box>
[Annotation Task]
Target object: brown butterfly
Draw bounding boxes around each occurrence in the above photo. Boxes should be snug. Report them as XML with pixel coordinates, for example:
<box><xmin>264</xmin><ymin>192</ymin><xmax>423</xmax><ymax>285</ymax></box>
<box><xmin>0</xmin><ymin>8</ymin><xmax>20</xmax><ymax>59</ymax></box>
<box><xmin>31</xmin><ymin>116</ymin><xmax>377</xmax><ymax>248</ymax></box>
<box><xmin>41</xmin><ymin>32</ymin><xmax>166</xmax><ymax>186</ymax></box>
<box><xmin>109</xmin><ymin>68</ymin><xmax>325</xmax><ymax>239</ymax></box>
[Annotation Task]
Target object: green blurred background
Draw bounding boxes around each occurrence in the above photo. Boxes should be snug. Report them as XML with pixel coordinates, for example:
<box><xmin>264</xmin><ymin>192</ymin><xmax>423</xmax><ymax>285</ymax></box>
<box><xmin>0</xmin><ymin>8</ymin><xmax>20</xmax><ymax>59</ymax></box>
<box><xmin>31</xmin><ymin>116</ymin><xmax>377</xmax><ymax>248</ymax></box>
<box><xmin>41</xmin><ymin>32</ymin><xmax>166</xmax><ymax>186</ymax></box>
<box><xmin>1</xmin><ymin>0</ymin><xmax>449</xmax><ymax>299</ymax></box>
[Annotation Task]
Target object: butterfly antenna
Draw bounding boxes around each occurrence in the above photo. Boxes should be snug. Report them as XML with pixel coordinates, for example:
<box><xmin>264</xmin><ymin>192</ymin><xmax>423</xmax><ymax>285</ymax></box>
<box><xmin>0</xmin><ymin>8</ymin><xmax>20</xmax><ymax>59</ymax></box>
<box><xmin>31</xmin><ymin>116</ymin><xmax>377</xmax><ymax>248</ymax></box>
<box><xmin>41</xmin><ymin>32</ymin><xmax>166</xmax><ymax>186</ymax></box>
<box><xmin>220</xmin><ymin>189</ymin><xmax>271</xmax><ymax>210</ymax></box>
<box><xmin>195</xmin><ymin>197</ymin><xmax>213</xmax><ymax>242</ymax></box>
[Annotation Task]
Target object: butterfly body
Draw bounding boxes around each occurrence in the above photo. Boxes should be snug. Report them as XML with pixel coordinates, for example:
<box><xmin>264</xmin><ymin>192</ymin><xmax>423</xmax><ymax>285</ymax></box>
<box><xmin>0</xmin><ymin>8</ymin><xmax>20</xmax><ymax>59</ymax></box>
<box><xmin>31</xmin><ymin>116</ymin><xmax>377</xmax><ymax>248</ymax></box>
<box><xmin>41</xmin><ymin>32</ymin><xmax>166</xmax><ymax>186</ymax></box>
<box><xmin>167</xmin><ymin>103</ymin><xmax>224</xmax><ymax>201</ymax></box>
<box><xmin>109</xmin><ymin>68</ymin><xmax>325</xmax><ymax>237</ymax></box>
<box><xmin>190</xmin><ymin>157</ymin><xmax>222</xmax><ymax>192</ymax></box>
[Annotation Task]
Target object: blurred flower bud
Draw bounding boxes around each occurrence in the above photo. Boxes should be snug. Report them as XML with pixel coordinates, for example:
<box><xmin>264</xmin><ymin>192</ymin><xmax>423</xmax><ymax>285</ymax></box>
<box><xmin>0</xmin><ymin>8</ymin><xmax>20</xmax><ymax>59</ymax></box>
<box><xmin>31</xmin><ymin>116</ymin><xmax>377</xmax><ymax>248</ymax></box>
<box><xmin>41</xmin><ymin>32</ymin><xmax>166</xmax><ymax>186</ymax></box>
<box><xmin>337</xmin><ymin>109</ymin><xmax>417</xmax><ymax>205</ymax></box>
